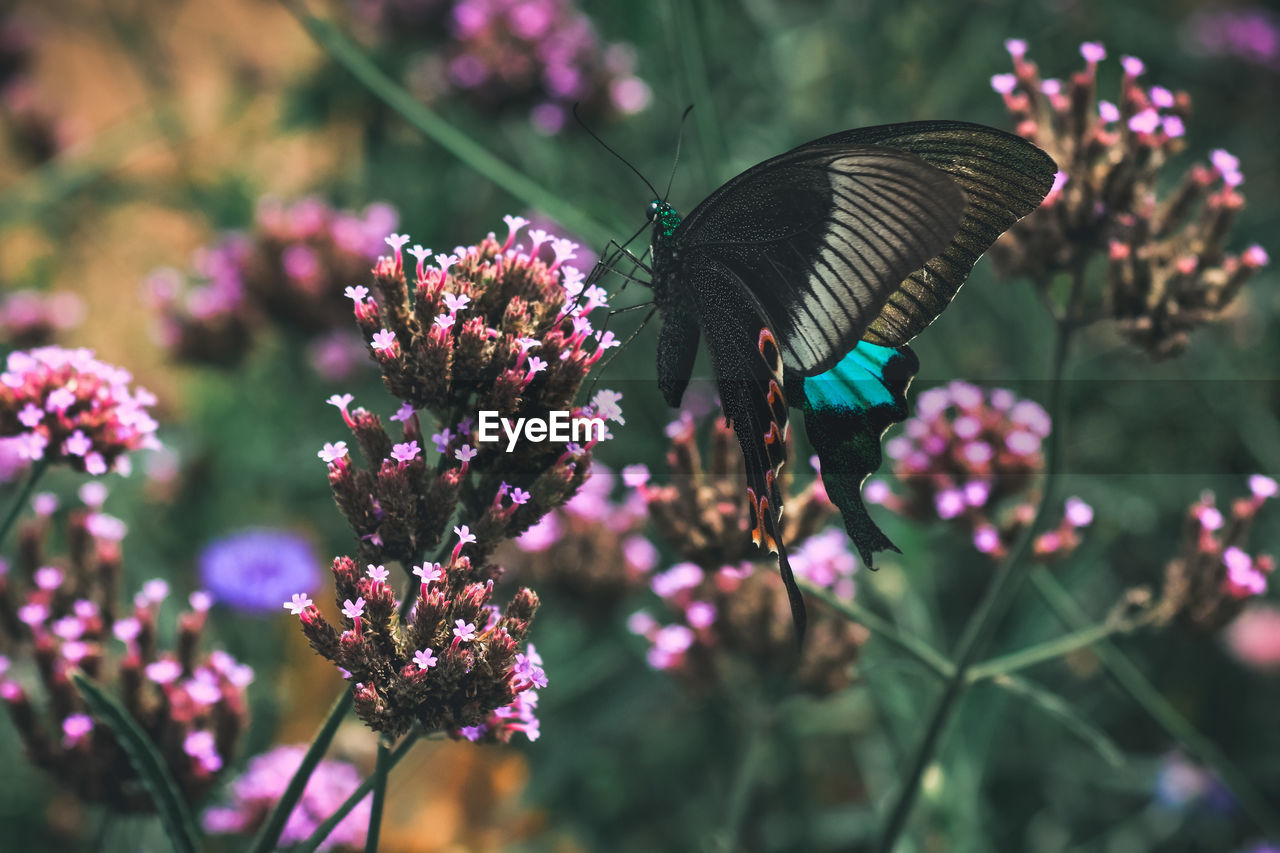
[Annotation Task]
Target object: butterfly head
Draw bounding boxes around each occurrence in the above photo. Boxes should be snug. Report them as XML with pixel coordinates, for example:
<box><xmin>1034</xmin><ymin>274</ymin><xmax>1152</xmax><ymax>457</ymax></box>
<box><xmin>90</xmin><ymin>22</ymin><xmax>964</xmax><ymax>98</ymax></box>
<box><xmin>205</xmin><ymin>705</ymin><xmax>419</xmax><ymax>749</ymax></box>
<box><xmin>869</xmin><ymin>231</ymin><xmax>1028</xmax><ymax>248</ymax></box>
<box><xmin>647</xmin><ymin>199</ymin><xmax>682</xmax><ymax>240</ymax></box>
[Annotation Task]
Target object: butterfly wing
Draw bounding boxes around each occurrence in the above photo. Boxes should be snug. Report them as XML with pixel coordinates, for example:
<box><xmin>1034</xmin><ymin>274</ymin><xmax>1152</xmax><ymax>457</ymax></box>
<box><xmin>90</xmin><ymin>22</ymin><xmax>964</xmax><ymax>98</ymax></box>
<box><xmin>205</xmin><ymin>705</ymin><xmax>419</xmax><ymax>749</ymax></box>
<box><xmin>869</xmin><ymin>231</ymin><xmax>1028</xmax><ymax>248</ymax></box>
<box><xmin>673</xmin><ymin>145</ymin><xmax>968</xmax><ymax>377</ymax></box>
<box><xmin>798</xmin><ymin>341</ymin><xmax>919</xmax><ymax>567</ymax></box>
<box><xmin>793</xmin><ymin>121</ymin><xmax>1057</xmax><ymax>345</ymax></box>
<box><xmin>684</xmin><ymin>257</ymin><xmax>807</xmax><ymax>643</ymax></box>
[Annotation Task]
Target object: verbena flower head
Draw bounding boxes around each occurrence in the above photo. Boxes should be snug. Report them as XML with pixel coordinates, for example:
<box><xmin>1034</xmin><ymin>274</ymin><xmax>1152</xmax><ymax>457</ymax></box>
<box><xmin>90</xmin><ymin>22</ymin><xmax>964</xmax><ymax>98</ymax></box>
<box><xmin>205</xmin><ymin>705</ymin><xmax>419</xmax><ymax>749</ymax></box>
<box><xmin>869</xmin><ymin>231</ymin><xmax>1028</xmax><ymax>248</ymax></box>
<box><xmin>203</xmin><ymin>744</ymin><xmax>370</xmax><ymax>849</ymax></box>
<box><xmin>199</xmin><ymin>529</ymin><xmax>322</xmax><ymax>613</ymax></box>
<box><xmin>1153</xmin><ymin>475</ymin><xmax>1276</xmax><ymax>631</ymax></box>
<box><xmin>627</xmin><ymin>413</ymin><xmax>867</xmax><ymax>695</ymax></box>
<box><xmin>328</xmin><ymin>215</ymin><xmax>621</xmax><ymax>569</ymax></box>
<box><xmin>146</xmin><ymin>196</ymin><xmax>398</xmax><ymax>374</ymax></box>
<box><xmin>0</xmin><ymin>11</ymin><xmax>71</xmax><ymax>163</ymax></box>
<box><xmin>353</xmin><ymin>0</ymin><xmax>651</xmax><ymax>133</ymax></box>
<box><xmin>865</xmin><ymin>381</ymin><xmax>1089</xmax><ymax>562</ymax></box>
<box><xmin>291</xmin><ymin>550</ymin><xmax>542</xmax><ymax>740</ymax></box>
<box><xmin>1183</xmin><ymin>7</ymin><xmax>1280</xmax><ymax>72</ymax></box>
<box><xmin>0</xmin><ymin>289</ymin><xmax>84</xmax><ymax>348</ymax></box>
<box><xmin>0</xmin><ymin>347</ymin><xmax>160</xmax><ymax>476</ymax></box>
<box><xmin>1226</xmin><ymin>604</ymin><xmax>1280</xmax><ymax>671</ymax></box>
<box><xmin>503</xmin><ymin>463</ymin><xmax>652</xmax><ymax>617</ymax></box>
<box><xmin>0</xmin><ymin>493</ymin><xmax>251</xmax><ymax>810</ymax></box>
<box><xmin>987</xmin><ymin>40</ymin><xmax>1269</xmax><ymax>358</ymax></box>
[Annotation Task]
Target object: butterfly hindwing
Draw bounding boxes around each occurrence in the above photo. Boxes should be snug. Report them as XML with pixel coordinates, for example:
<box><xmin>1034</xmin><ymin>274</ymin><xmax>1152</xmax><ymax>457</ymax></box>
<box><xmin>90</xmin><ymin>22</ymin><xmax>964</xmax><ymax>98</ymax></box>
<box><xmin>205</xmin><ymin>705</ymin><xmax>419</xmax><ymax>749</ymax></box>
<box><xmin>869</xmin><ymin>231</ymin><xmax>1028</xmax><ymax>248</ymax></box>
<box><xmin>799</xmin><ymin>342</ymin><xmax>919</xmax><ymax>567</ymax></box>
<box><xmin>794</xmin><ymin>121</ymin><xmax>1058</xmax><ymax>345</ymax></box>
<box><xmin>672</xmin><ymin>146</ymin><xmax>968</xmax><ymax>376</ymax></box>
<box><xmin>686</xmin><ymin>258</ymin><xmax>806</xmax><ymax>642</ymax></box>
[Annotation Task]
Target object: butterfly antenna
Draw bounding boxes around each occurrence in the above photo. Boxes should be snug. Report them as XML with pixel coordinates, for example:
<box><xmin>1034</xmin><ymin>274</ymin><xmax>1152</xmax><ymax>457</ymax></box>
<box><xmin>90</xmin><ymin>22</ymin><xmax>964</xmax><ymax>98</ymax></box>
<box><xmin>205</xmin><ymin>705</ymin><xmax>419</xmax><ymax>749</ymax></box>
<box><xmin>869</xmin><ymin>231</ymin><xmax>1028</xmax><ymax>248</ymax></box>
<box><xmin>663</xmin><ymin>104</ymin><xmax>695</xmax><ymax>201</ymax></box>
<box><xmin>573</xmin><ymin>103</ymin><xmax>660</xmax><ymax>199</ymax></box>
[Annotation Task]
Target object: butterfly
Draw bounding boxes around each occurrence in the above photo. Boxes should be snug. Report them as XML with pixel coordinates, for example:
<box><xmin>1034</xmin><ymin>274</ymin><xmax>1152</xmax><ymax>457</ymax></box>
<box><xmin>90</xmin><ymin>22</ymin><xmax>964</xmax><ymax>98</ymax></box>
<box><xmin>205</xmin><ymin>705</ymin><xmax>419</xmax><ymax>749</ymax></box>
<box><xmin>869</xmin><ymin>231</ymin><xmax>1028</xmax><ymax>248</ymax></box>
<box><xmin>593</xmin><ymin>119</ymin><xmax>1056</xmax><ymax>644</ymax></box>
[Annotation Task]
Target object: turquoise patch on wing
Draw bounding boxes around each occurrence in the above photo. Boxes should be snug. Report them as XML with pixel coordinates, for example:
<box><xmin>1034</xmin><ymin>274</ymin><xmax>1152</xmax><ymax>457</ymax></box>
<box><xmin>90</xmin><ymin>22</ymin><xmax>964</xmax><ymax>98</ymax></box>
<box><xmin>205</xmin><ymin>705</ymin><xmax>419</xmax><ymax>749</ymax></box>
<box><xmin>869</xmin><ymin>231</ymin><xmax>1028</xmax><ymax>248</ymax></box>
<box><xmin>801</xmin><ymin>342</ymin><xmax>919</xmax><ymax>568</ymax></box>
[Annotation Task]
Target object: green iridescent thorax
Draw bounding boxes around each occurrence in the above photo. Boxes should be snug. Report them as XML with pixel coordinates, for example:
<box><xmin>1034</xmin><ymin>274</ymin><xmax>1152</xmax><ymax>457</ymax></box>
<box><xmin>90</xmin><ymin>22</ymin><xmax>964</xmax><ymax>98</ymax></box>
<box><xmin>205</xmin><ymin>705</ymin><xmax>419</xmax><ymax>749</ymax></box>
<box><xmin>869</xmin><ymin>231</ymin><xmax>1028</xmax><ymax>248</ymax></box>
<box><xmin>650</xmin><ymin>199</ymin><xmax>682</xmax><ymax>240</ymax></box>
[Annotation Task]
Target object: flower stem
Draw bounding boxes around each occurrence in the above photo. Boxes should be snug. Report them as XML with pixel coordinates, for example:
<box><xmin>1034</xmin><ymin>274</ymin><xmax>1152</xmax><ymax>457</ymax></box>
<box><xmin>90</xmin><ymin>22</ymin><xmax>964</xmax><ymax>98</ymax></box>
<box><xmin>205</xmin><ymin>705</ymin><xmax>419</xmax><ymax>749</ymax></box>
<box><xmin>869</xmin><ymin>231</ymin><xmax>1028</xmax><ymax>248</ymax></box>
<box><xmin>801</xmin><ymin>582</ymin><xmax>953</xmax><ymax>679</ymax></box>
<box><xmin>0</xmin><ymin>458</ymin><xmax>49</xmax><ymax>551</ymax></box>
<box><xmin>1029</xmin><ymin>568</ymin><xmax>1280</xmax><ymax>841</ymax></box>
<box><xmin>364</xmin><ymin>741</ymin><xmax>391</xmax><ymax>853</ymax></box>
<box><xmin>296</xmin><ymin>733</ymin><xmax>422</xmax><ymax>853</ymax></box>
<box><xmin>717</xmin><ymin>703</ymin><xmax>772</xmax><ymax>851</ymax></box>
<box><xmin>966</xmin><ymin>609</ymin><xmax>1156</xmax><ymax>683</ymax></box>
<box><xmin>248</xmin><ymin>688</ymin><xmax>353</xmax><ymax>853</ymax></box>
<box><xmin>279</xmin><ymin>0</ymin><xmax>615</xmax><ymax>249</ymax></box>
<box><xmin>874</xmin><ymin>264</ymin><xmax>1083</xmax><ymax>851</ymax></box>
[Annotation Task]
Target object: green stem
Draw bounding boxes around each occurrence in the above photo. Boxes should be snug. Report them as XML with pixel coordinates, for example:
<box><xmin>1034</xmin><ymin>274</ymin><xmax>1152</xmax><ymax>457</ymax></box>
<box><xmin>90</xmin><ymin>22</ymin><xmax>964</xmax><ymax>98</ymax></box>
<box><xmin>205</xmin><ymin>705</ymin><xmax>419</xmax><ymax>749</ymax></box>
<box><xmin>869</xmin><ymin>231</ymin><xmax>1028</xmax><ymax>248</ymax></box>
<box><xmin>718</xmin><ymin>705</ymin><xmax>772</xmax><ymax>851</ymax></box>
<box><xmin>249</xmin><ymin>688</ymin><xmax>354</xmax><ymax>853</ymax></box>
<box><xmin>364</xmin><ymin>741</ymin><xmax>391</xmax><ymax>853</ymax></box>
<box><xmin>967</xmin><ymin>610</ymin><xmax>1156</xmax><ymax>683</ymax></box>
<box><xmin>280</xmin><ymin>0</ymin><xmax>614</xmax><ymax>249</ymax></box>
<box><xmin>1030</xmin><ymin>568</ymin><xmax>1280</xmax><ymax>840</ymax></box>
<box><xmin>295</xmin><ymin>734</ymin><xmax>422</xmax><ymax>853</ymax></box>
<box><xmin>0</xmin><ymin>458</ymin><xmax>49</xmax><ymax>550</ymax></box>
<box><xmin>875</xmin><ymin>263</ymin><xmax>1083</xmax><ymax>852</ymax></box>
<box><xmin>801</xmin><ymin>582</ymin><xmax>952</xmax><ymax>679</ymax></box>
<box><xmin>669</xmin><ymin>0</ymin><xmax>725</xmax><ymax>188</ymax></box>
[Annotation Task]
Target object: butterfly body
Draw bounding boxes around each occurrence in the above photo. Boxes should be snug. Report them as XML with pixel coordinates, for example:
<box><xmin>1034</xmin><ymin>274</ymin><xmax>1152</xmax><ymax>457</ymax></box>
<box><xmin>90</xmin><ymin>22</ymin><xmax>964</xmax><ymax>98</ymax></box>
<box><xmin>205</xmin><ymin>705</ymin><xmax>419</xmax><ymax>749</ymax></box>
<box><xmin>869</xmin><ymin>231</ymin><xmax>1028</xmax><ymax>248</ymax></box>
<box><xmin>630</xmin><ymin>121</ymin><xmax>1057</xmax><ymax>644</ymax></box>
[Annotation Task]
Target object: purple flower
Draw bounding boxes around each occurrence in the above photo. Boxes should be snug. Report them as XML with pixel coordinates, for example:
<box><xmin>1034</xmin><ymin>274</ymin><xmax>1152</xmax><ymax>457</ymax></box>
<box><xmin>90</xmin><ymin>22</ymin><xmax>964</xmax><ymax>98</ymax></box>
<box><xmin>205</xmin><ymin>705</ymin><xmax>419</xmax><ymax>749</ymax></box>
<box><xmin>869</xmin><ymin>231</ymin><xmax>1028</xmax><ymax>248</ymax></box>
<box><xmin>370</xmin><ymin>329</ymin><xmax>397</xmax><ymax>351</ymax></box>
<box><xmin>318</xmin><ymin>441</ymin><xmax>348</xmax><ymax>463</ymax></box>
<box><xmin>342</xmin><ymin>597</ymin><xmax>366</xmax><ymax>620</ymax></box>
<box><xmin>413</xmin><ymin>648</ymin><xmax>438</xmax><ymax>670</ymax></box>
<box><xmin>412</xmin><ymin>562</ymin><xmax>443</xmax><ymax>584</ymax></box>
<box><xmin>283</xmin><ymin>593</ymin><xmax>314</xmax><ymax>615</ymax></box>
<box><xmin>366</xmin><ymin>564</ymin><xmax>389</xmax><ymax>583</ymax></box>
<box><xmin>199</xmin><ymin>529</ymin><xmax>322</xmax><ymax>613</ymax></box>
<box><xmin>442</xmin><ymin>292</ymin><xmax>471</xmax><ymax>313</ymax></box>
<box><xmin>453</xmin><ymin>620</ymin><xmax>477</xmax><ymax>642</ymax></box>
<box><xmin>454</xmin><ymin>445</ymin><xmax>477</xmax><ymax>463</ymax></box>
<box><xmin>203</xmin><ymin>745</ymin><xmax>371</xmax><ymax>848</ymax></box>
<box><xmin>1065</xmin><ymin>497</ymin><xmax>1094</xmax><ymax>526</ymax></box>
<box><xmin>391</xmin><ymin>441</ymin><xmax>421</xmax><ymax>463</ymax></box>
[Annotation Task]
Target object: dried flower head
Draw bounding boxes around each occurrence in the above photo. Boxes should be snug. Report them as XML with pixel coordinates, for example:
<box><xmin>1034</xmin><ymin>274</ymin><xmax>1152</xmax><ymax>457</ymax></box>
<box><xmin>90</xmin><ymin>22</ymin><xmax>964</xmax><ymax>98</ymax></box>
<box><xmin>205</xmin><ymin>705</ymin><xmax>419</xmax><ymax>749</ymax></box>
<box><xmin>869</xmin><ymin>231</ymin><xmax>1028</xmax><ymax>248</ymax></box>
<box><xmin>0</xmin><ymin>347</ymin><xmax>160</xmax><ymax>476</ymax></box>
<box><xmin>0</xmin><ymin>495</ymin><xmax>251</xmax><ymax>810</ymax></box>
<box><xmin>146</xmin><ymin>197</ymin><xmax>398</xmax><ymax>374</ymax></box>
<box><xmin>1153</xmin><ymin>475</ymin><xmax>1276</xmax><ymax>632</ymax></box>
<box><xmin>628</xmin><ymin>413</ymin><xmax>867</xmax><ymax>696</ymax></box>
<box><xmin>865</xmin><ymin>381</ymin><xmax>1090</xmax><ymax>562</ymax></box>
<box><xmin>203</xmin><ymin>744</ymin><xmax>371</xmax><ymax>849</ymax></box>
<box><xmin>987</xmin><ymin>40</ymin><xmax>1269</xmax><ymax>357</ymax></box>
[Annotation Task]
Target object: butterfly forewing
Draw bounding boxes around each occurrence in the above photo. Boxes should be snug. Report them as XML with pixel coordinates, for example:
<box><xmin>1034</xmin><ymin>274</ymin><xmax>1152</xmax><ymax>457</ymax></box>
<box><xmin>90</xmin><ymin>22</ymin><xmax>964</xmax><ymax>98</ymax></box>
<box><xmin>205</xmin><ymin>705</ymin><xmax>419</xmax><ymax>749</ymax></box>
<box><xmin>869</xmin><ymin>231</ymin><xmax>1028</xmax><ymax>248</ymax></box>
<box><xmin>672</xmin><ymin>146</ymin><xmax>968</xmax><ymax>376</ymax></box>
<box><xmin>796</xmin><ymin>121</ymin><xmax>1058</xmax><ymax>345</ymax></box>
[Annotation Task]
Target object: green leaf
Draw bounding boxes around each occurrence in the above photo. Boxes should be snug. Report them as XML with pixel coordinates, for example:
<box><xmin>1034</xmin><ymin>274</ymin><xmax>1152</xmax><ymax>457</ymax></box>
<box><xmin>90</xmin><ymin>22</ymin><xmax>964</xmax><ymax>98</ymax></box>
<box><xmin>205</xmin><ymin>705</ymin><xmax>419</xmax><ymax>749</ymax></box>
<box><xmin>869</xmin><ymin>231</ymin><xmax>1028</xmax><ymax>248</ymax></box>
<box><xmin>71</xmin><ymin>672</ymin><xmax>201</xmax><ymax>853</ymax></box>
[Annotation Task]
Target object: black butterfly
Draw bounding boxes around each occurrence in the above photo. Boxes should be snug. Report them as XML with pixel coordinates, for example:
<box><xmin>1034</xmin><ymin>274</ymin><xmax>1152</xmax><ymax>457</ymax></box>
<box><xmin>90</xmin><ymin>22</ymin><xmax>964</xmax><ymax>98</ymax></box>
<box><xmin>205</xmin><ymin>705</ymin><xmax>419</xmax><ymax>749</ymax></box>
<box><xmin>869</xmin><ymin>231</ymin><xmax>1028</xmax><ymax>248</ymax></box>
<box><xmin>595</xmin><ymin>120</ymin><xmax>1055</xmax><ymax>643</ymax></box>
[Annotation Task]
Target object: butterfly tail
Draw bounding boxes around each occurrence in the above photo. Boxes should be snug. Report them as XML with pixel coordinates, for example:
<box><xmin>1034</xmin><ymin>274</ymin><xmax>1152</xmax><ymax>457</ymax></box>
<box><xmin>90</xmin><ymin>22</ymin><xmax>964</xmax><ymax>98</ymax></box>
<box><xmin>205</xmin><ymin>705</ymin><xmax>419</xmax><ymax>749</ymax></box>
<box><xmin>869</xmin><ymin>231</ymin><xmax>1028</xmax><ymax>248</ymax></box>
<box><xmin>801</xmin><ymin>341</ymin><xmax>919</xmax><ymax>568</ymax></box>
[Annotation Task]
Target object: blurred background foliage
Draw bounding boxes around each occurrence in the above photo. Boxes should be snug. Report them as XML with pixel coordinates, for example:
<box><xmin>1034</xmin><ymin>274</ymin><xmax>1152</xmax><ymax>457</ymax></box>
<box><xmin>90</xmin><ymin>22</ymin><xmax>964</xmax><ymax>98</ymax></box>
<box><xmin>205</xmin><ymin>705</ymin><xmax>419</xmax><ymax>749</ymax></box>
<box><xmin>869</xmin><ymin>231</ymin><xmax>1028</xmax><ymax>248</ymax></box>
<box><xmin>0</xmin><ymin>0</ymin><xmax>1277</xmax><ymax>850</ymax></box>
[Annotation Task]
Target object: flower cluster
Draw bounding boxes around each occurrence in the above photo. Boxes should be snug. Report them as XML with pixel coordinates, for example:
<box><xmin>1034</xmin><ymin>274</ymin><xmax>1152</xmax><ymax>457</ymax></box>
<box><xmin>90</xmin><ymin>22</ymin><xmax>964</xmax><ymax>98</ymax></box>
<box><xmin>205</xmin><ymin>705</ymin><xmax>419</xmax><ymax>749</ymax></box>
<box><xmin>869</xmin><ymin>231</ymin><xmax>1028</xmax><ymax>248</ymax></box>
<box><xmin>296</xmin><ymin>215</ymin><xmax>621</xmax><ymax>739</ymax></box>
<box><xmin>289</xmin><ymin>552</ymin><xmax>544</xmax><ymax>741</ymax></box>
<box><xmin>1153</xmin><ymin>475</ymin><xmax>1276</xmax><ymax>632</ymax></box>
<box><xmin>0</xmin><ymin>289</ymin><xmax>84</xmax><ymax>348</ymax></box>
<box><xmin>865</xmin><ymin>381</ymin><xmax>1091</xmax><ymax>562</ymax></box>
<box><xmin>146</xmin><ymin>196</ymin><xmax>398</xmax><ymax>376</ymax></box>
<box><xmin>1183</xmin><ymin>7</ymin><xmax>1280</xmax><ymax>72</ymax></box>
<box><xmin>0</xmin><ymin>347</ymin><xmax>161</xmax><ymax>476</ymax></box>
<box><xmin>504</xmin><ymin>463</ymin><xmax>654</xmax><ymax>617</ymax></box>
<box><xmin>626</xmin><ymin>414</ymin><xmax>868</xmax><ymax>696</ymax></box>
<box><xmin>351</xmin><ymin>0</ymin><xmax>650</xmax><ymax>133</ymax></box>
<box><xmin>986</xmin><ymin>40</ymin><xmax>1270</xmax><ymax>358</ymax></box>
<box><xmin>0</xmin><ymin>490</ymin><xmax>251</xmax><ymax>810</ymax></box>
<box><xmin>203</xmin><ymin>744</ymin><xmax>371</xmax><ymax>849</ymax></box>
<box><xmin>0</xmin><ymin>12</ymin><xmax>71</xmax><ymax>163</ymax></box>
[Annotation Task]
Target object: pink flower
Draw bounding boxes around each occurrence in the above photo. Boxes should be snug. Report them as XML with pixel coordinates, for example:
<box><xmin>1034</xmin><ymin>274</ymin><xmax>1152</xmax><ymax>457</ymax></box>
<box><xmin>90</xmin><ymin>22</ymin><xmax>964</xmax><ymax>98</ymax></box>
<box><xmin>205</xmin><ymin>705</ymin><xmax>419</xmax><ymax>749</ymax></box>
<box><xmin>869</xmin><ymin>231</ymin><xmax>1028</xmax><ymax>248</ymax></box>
<box><xmin>284</xmin><ymin>593</ymin><xmax>313</xmax><ymax>615</ymax></box>
<box><xmin>1227</xmin><ymin>605</ymin><xmax>1280</xmax><ymax>670</ymax></box>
